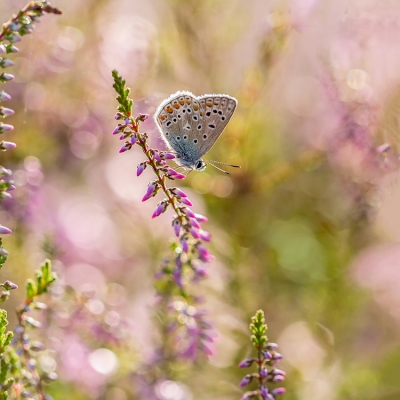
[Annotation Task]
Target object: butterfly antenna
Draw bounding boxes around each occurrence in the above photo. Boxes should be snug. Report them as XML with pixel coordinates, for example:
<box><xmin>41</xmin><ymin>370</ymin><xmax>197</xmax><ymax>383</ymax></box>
<box><xmin>209</xmin><ymin>160</ymin><xmax>240</xmax><ymax>168</ymax></box>
<box><xmin>207</xmin><ymin>162</ymin><xmax>231</xmax><ymax>175</ymax></box>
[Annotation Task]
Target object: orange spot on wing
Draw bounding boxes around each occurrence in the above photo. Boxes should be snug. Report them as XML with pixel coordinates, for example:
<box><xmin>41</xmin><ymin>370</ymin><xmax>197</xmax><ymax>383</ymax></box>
<box><xmin>173</xmin><ymin>103</ymin><xmax>180</xmax><ymax>109</ymax></box>
<box><xmin>179</xmin><ymin>99</ymin><xmax>185</xmax><ymax>105</ymax></box>
<box><xmin>193</xmin><ymin>104</ymin><xmax>199</xmax><ymax>111</ymax></box>
<box><xmin>166</xmin><ymin>106</ymin><xmax>173</xmax><ymax>113</ymax></box>
<box><xmin>200</xmin><ymin>111</ymin><xmax>203</xmax><ymax>116</ymax></box>
<box><xmin>186</xmin><ymin>98</ymin><xmax>191</xmax><ymax>104</ymax></box>
<box><xmin>160</xmin><ymin>115</ymin><xmax>166</xmax><ymax>121</ymax></box>
<box><xmin>206</xmin><ymin>101</ymin><xmax>213</xmax><ymax>107</ymax></box>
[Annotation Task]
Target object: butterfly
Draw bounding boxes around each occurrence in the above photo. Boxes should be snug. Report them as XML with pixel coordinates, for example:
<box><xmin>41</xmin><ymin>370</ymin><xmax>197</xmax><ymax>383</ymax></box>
<box><xmin>154</xmin><ymin>91</ymin><xmax>239</xmax><ymax>174</ymax></box>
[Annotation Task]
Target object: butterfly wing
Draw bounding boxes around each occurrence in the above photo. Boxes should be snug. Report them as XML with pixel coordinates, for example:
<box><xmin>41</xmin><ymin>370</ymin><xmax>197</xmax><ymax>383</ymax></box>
<box><xmin>154</xmin><ymin>91</ymin><xmax>204</xmax><ymax>161</ymax></box>
<box><xmin>196</xmin><ymin>94</ymin><xmax>238</xmax><ymax>157</ymax></box>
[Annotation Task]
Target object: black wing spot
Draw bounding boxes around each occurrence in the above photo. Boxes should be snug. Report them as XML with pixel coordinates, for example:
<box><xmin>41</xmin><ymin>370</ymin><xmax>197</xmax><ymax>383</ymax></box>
<box><xmin>187</xmin><ymin>108</ymin><xmax>192</xmax><ymax>113</ymax></box>
<box><xmin>193</xmin><ymin>116</ymin><xmax>198</xmax><ymax>121</ymax></box>
<box><xmin>165</xmin><ymin>132</ymin><xmax>169</xmax><ymax>136</ymax></box>
<box><xmin>194</xmin><ymin>139</ymin><xmax>198</xmax><ymax>144</ymax></box>
<box><xmin>213</xmin><ymin>109</ymin><xmax>217</xmax><ymax>114</ymax></box>
<box><xmin>221</xmin><ymin>116</ymin><xmax>225</xmax><ymax>121</ymax></box>
<box><xmin>183</xmin><ymin>135</ymin><xmax>188</xmax><ymax>139</ymax></box>
<box><xmin>177</xmin><ymin>115</ymin><xmax>181</xmax><ymax>119</ymax></box>
<box><xmin>206</xmin><ymin>111</ymin><xmax>211</xmax><ymax>117</ymax></box>
<box><xmin>173</xmin><ymin>118</ymin><xmax>177</xmax><ymax>122</ymax></box>
<box><xmin>208</xmin><ymin>124</ymin><xmax>216</xmax><ymax>129</ymax></box>
<box><xmin>197</xmin><ymin>124</ymin><xmax>202</xmax><ymax>130</ymax></box>
<box><xmin>176</xmin><ymin>136</ymin><xmax>181</xmax><ymax>140</ymax></box>
<box><xmin>166</xmin><ymin>121</ymin><xmax>171</xmax><ymax>127</ymax></box>
<box><xmin>182</xmin><ymin>109</ymin><xmax>186</xmax><ymax>113</ymax></box>
<box><xmin>218</xmin><ymin>111</ymin><xmax>222</xmax><ymax>115</ymax></box>
<box><xmin>203</xmin><ymin>134</ymin><xmax>207</xmax><ymax>139</ymax></box>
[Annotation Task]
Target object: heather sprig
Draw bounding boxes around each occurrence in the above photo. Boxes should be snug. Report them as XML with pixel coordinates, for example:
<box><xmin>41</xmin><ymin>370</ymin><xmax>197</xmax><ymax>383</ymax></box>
<box><xmin>239</xmin><ymin>310</ymin><xmax>285</xmax><ymax>400</ymax></box>
<box><xmin>8</xmin><ymin>260</ymin><xmax>58</xmax><ymax>399</ymax></box>
<box><xmin>112</xmin><ymin>71</ymin><xmax>214</xmax><ymax>361</ymax></box>
<box><xmin>0</xmin><ymin>1</ymin><xmax>62</xmax><ymax>235</ymax></box>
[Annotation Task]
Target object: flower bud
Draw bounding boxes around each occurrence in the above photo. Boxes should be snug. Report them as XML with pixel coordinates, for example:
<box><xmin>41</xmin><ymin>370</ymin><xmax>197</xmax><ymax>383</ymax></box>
<box><xmin>137</xmin><ymin>162</ymin><xmax>147</xmax><ymax>177</ymax></box>
<box><xmin>0</xmin><ymin>225</ymin><xmax>12</xmax><ymax>234</ymax></box>
<box><xmin>0</xmin><ymin>123</ymin><xmax>14</xmax><ymax>133</ymax></box>
<box><xmin>179</xmin><ymin>196</ymin><xmax>193</xmax><ymax>206</ymax></box>
<box><xmin>2</xmin><ymin>280</ymin><xmax>17</xmax><ymax>290</ymax></box>
<box><xmin>0</xmin><ymin>141</ymin><xmax>16</xmax><ymax>150</ymax></box>
<box><xmin>0</xmin><ymin>73</ymin><xmax>14</xmax><ymax>82</ymax></box>
<box><xmin>0</xmin><ymin>58</ymin><xmax>14</xmax><ymax>68</ymax></box>
<box><xmin>161</xmin><ymin>152</ymin><xmax>175</xmax><ymax>160</ymax></box>
<box><xmin>239</xmin><ymin>374</ymin><xmax>254</xmax><ymax>387</ymax></box>
<box><xmin>0</xmin><ymin>107</ymin><xmax>14</xmax><ymax>117</ymax></box>
<box><xmin>172</xmin><ymin>218</ymin><xmax>181</xmax><ymax>236</ymax></box>
<box><xmin>0</xmin><ymin>91</ymin><xmax>11</xmax><ymax>101</ymax></box>
<box><xmin>152</xmin><ymin>200</ymin><xmax>169</xmax><ymax>218</ymax></box>
<box><xmin>270</xmin><ymin>388</ymin><xmax>286</xmax><ymax>397</ymax></box>
<box><xmin>118</xmin><ymin>143</ymin><xmax>131</xmax><ymax>153</ymax></box>
<box><xmin>239</xmin><ymin>358</ymin><xmax>255</xmax><ymax>368</ymax></box>
<box><xmin>142</xmin><ymin>181</ymin><xmax>159</xmax><ymax>201</ymax></box>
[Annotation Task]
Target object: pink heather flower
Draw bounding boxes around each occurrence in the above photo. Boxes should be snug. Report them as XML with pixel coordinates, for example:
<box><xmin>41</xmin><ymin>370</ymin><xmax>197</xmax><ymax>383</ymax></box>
<box><xmin>142</xmin><ymin>181</ymin><xmax>158</xmax><ymax>202</ymax></box>
<box><xmin>170</xmin><ymin>187</ymin><xmax>187</xmax><ymax>198</ymax></box>
<box><xmin>0</xmin><ymin>107</ymin><xmax>14</xmax><ymax>117</ymax></box>
<box><xmin>239</xmin><ymin>374</ymin><xmax>253</xmax><ymax>387</ymax></box>
<box><xmin>119</xmin><ymin>143</ymin><xmax>131</xmax><ymax>153</ymax></box>
<box><xmin>1</xmin><ymin>141</ymin><xmax>16</xmax><ymax>150</ymax></box>
<box><xmin>189</xmin><ymin>227</ymin><xmax>200</xmax><ymax>239</ymax></box>
<box><xmin>0</xmin><ymin>91</ymin><xmax>11</xmax><ymax>101</ymax></box>
<box><xmin>0</xmin><ymin>123</ymin><xmax>14</xmax><ymax>133</ymax></box>
<box><xmin>130</xmin><ymin>134</ymin><xmax>138</xmax><ymax>145</ymax></box>
<box><xmin>172</xmin><ymin>218</ymin><xmax>181</xmax><ymax>237</ymax></box>
<box><xmin>272</xmin><ymin>375</ymin><xmax>285</xmax><ymax>383</ymax></box>
<box><xmin>112</xmin><ymin>125</ymin><xmax>122</xmax><ymax>134</ymax></box>
<box><xmin>197</xmin><ymin>244</ymin><xmax>212</xmax><ymax>262</ymax></box>
<box><xmin>161</xmin><ymin>152</ymin><xmax>175</xmax><ymax>160</ymax></box>
<box><xmin>239</xmin><ymin>358</ymin><xmax>255</xmax><ymax>368</ymax></box>
<box><xmin>167</xmin><ymin>169</ymin><xmax>185</xmax><ymax>180</ymax></box>
<box><xmin>0</xmin><ymin>225</ymin><xmax>12</xmax><ymax>234</ymax></box>
<box><xmin>152</xmin><ymin>200</ymin><xmax>169</xmax><ymax>218</ymax></box>
<box><xmin>260</xmin><ymin>367</ymin><xmax>268</xmax><ymax>378</ymax></box>
<box><xmin>189</xmin><ymin>218</ymin><xmax>200</xmax><ymax>229</ymax></box>
<box><xmin>271</xmin><ymin>388</ymin><xmax>286</xmax><ymax>397</ymax></box>
<box><xmin>199</xmin><ymin>230</ymin><xmax>211</xmax><ymax>242</ymax></box>
<box><xmin>194</xmin><ymin>213</ymin><xmax>208</xmax><ymax>223</ymax></box>
<box><xmin>179</xmin><ymin>197</ymin><xmax>192</xmax><ymax>206</ymax></box>
<box><xmin>183</xmin><ymin>208</ymin><xmax>196</xmax><ymax>218</ymax></box>
<box><xmin>180</xmin><ymin>236</ymin><xmax>189</xmax><ymax>253</ymax></box>
<box><xmin>271</xmin><ymin>368</ymin><xmax>286</xmax><ymax>376</ymax></box>
<box><xmin>137</xmin><ymin>162</ymin><xmax>147</xmax><ymax>176</ymax></box>
<box><xmin>261</xmin><ymin>386</ymin><xmax>269</xmax><ymax>398</ymax></box>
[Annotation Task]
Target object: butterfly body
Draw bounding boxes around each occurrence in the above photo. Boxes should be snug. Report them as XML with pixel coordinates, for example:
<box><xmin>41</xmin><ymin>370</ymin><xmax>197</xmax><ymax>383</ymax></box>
<box><xmin>154</xmin><ymin>91</ymin><xmax>237</xmax><ymax>171</ymax></box>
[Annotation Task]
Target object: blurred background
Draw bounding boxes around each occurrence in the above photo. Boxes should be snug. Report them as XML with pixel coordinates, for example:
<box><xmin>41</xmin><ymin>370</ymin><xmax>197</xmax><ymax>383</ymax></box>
<box><xmin>1</xmin><ymin>0</ymin><xmax>400</xmax><ymax>399</ymax></box>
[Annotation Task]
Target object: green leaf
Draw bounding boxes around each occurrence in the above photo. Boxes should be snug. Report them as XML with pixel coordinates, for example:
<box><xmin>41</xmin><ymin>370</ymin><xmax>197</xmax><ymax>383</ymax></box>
<box><xmin>26</xmin><ymin>279</ymin><xmax>36</xmax><ymax>299</ymax></box>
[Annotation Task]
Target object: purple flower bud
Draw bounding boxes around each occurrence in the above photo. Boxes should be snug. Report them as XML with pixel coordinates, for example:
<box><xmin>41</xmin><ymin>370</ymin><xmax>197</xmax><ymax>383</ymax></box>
<box><xmin>0</xmin><ymin>73</ymin><xmax>14</xmax><ymax>82</ymax></box>
<box><xmin>181</xmin><ymin>235</ymin><xmax>189</xmax><ymax>253</ymax></box>
<box><xmin>241</xmin><ymin>392</ymin><xmax>257</xmax><ymax>400</ymax></box>
<box><xmin>152</xmin><ymin>150</ymin><xmax>162</xmax><ymax>163</ymax></box>
<box><xmin>266</xmin><ymin>395</ymin><xmax>274</xmax><ymax>400</ymax></box>
<box><xmin>0</xmin><ymin>248</ymin><xmax>8</xmax><ymax>256</ymax></box>
<box><xmin>0</xmin><ymin>91</ymin><xmax>11</xmax><ymax>101</ymax></box>
<box><xmin>172</xmin><ymin>218</ymin><xmax>181</xmax><ymax>236</ymax></box>
<box><xmin>265</xmin><ymin>342</ymin><xmax>279</xmax><ymax>350</ymax></box>
<box><xmin>197</xmin><ymin>243</ymin><xmax>212</xmax><ymax>262</ymax></box>
<box><xmin>199</xmin><ymin>230</ymin><xmax>211</xmax><ymax>242</ymax></box>
<box><xmin>9</xmin><ymin>34</ymin><xmax>21</xmax><ymax>43</ymax></box>
<box><xmin>195</xmin><ymin>213</ymin><xmax>208</xmax><ymax>222</ymax></box>
<box><xmin>112</xmin><ymin>125</ymin><xmax>122</xmax><ymax>135</ymax></box>
<box><xmin>24</xmin><ymin>316</ymin><xmax>42</xmax><ymax>328</ymax></box>
<box><xmin>0</xmin><ymin>107</ymin><xmax>14</xmax><ymax>117</ymax></box>
<box><xmin>0</xmin><ymin>225</ymin><xmax>12</xmax><ymax>234</ymax></box>
<box><xmin>270</xmin><ymin>388</ymin><xmax>286</xmax><ymax>397</ymax></box>
<box><xmin>30</xmin><ymin>341</ymin><xmax>46</xmax><ymax>351</ymax></box>
<box><xmin>8</xmin><ymin>46</ymin><xmax>19</xmax><ymax>53</ymax></box>
<box><xmin>1</xmin><ymin>192</ymin><xmax>11</xmax><ymax>199</ymax></box>
<box><xmin>189</xmin><ymin>217</ymin><xmax>200</xmax><ymax>229</ymax></box>
<box><xmin>180</xmin><ymin>197</ymin><xmax>193</xmax><ymax>206</ymax></box>
<box><xmin>7</xmin><ymin>185</ymin><xmax>15</xmax><ymax>191</ymax></box>
<box><xmin>114</xmin><ymin>112</ymin><xmax>124</xmax><ymax>120</ymax></box>
<box><xmin>0</xmin><ymin>123</ymin><xmax>14</xmax><ymax>133</ymax></box>
<box><xmin>183</xmin><ymin>208</ymin><xmax>196</xmax><ymax>218</ymax></box>
<box><xmin>262</xmin><ymin>350</ymin><xmax>272</xmax><ymax>359</ymax></box>
<box><xmin>142</xmin><ymin>181</ymin><xmax>158</xmax><ymax>202</ymax></box>
<box><xmin>193</xmin><ymin>264</ymin><xmax>207</xmax><ymax>278</ymax></box>
<box><xmin>189</xmin><ymin>227</ymin><xmax>200</xmax><ymax>239</ymax></box>
<box><xmin>161</xmin><ymin>152</ymin><xmax>175</xmax><ymax>160</ymax></box>
<box><xmin>137</xmin><ymin>113</ymin><xmax>149</xmax><ymax>122</ymax></box>
<box><xmin>169</xmin><ymin>187</ymin><xmax>188</xmax><ymax>198</ymax></box>
<box><xmin>173</xmin><ymin>266</ymin><xmax>182</xmax><ymax>288</ymax></box>
<box><xmin>152</xmin><ymin>200</ymin><xmax>169</xmax><ymax>218</ymax></box>
<box><xmin>130</xmin><ymin>134</ymin><xmax>138</xmax><ymax>145</ymax></box>
<box><xmin>239</xmin><ymin>358</ymin><xmax>255</xmax><ymax>368</ymax></box>
<box><xmin>260</xmin><ymin>386</ymin><xmax>269</xmax><ymax>398</ymax></box>
<box><xmin>0</xmin><ymin>141</ymin><xmax>16</xmax><ymax>150</ymax></box>
<box><xmin>0</xmin><ymin>45</ymin><xmax>5</xmax><ymax>54</ymax></box>
<box><xmin>272</xmin><ymin>375</ymin><xmax>285</xmax><ymax>383</ymax></box>
<box><xmin>124</xmin><ymin>118</ymin><xmax>131</xmax><ymax>125</ymax></box>
<box><xmin>240</xmin><ymin>374</ymin><xmax>254</xmax><ymax>387</ymax></box>
<box><xmin>260</xmin><ymin>367</ymin><xmax>268</xmax><ymax>378</ymax></box>
<box><xmin>272</xmin><ymin>352</ymin><xmax>283</xmax><ymax>361</ymax></box>
<box><xmin>119</xmin><ymin>143</ymin><xmax>132</xmax><ymax>153</ymax></box>
<box><xmin>271</xmin><ymin>368</ymin><xmax>286</xmax><ymax>376</ymax></box>
<box><xmin>167</xmin><ymin>169</ymin><xmax>186</xmax><ymax>180</ymax></box>
<box><xmin>0</xmin><ymin>59</ymin><xmax>14</xmax><ymax>68</ymax></box>
<box><xmin>3</xmin><ymin>280</ymin><xmax>17</xmax><ymax>290</ymax></box>
<box><xmin>28</xmin><ymin>359</ymin><xmax>37</xmax><ymax>370</ymax></box>
<box><xmin>137</xmin><ymin>162</ymin><xmax>147</xmax><ymax>176</ymax></box>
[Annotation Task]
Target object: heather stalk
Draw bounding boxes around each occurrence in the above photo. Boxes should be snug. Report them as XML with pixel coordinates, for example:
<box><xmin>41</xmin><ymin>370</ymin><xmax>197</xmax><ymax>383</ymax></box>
<box><xmin>112</xmin><ymin>71</ymin><xmax>214</xmax><ymax>371</ymax></box>
<box><xmin>239</xmin><ymin>310</ymin><xmax>285</xmax><ymax>400</ymax></box>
